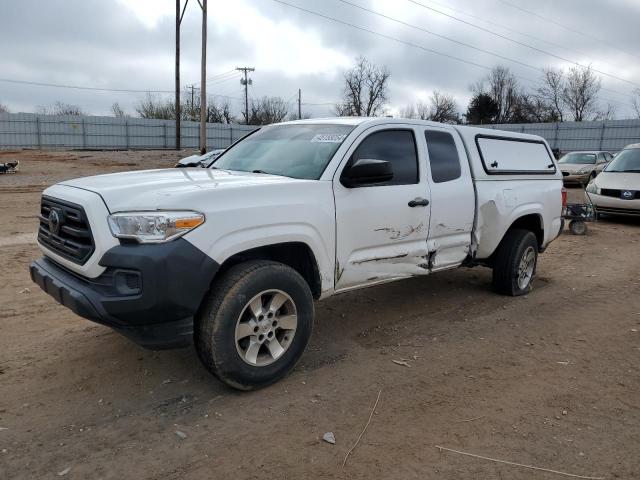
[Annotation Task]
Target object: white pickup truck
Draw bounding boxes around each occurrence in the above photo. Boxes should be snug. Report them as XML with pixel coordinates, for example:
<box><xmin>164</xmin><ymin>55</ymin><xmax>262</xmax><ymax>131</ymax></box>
<box><xmin>30</xmin><ymin>118</ymin><xmax>563</xmax><ymax>389</ymax></box>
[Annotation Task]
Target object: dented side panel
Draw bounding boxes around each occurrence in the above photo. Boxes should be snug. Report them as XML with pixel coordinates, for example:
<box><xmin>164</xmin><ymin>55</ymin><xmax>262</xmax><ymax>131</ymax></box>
<box><xmin>332</xmin><ymin>123</ymin><xmax>433</xmax><ymax>291</ymax></box>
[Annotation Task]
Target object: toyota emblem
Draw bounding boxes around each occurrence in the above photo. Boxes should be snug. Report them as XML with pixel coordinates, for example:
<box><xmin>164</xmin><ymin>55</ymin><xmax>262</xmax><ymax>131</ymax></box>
<box><xmin>622</xmin><ymin>190</ymin><xmax>634</xmax><ymax>200</ymax></box>
<box><xmin>48</xmin><ymin>209</ymin><xmax>61</xmax><ymax>235</ymax></box>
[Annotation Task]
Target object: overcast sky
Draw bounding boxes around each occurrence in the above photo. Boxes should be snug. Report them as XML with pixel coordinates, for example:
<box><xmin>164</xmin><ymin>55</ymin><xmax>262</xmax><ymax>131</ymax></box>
<box><xmin>1</xmin><ymin>0</ymin><xmax>639</xmax><ymax>119</ymax></box>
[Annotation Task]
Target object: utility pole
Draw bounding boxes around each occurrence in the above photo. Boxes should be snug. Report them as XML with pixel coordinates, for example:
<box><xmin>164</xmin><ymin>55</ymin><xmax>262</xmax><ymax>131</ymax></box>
<box><xmin>175</xmin><ymin>0</ymin><xmax>183</xmax><ymax>150</ymax></box>
<box><xmin>198</xmin><ymin>0</ymin><xmax>207</xmax><ymax>154</ymax></box>
<box><xmin>175</xmin><ymin>0</ymin><xmax>190</xmax><ymax>150</ymax></box>
<box><xmin>236</xmin><ymin>67</ymin><xmax>255</xmax><ymax>125</ymax></box>
<box><xmin>298</xmin><ymin>88</ymin><xmax>302</xmax><ymax>119</ymax></box>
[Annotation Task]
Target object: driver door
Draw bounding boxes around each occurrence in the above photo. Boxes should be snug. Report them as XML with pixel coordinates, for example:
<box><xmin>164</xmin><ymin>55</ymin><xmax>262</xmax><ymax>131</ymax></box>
<box><xmin>333</xmin><ymin>125</ymin><xmax>431</xmax><ymax>291</ymax></box>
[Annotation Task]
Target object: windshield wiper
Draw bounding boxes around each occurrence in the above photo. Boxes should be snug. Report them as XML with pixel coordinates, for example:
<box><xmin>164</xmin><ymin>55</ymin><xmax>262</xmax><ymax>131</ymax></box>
<box><xmin>252</xmin><ymin>169</ymin><xmax>271</xmax><ymax>174</ymax></box>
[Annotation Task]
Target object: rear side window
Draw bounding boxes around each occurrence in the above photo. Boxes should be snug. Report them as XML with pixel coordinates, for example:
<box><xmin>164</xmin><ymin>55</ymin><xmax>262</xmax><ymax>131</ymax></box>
<box><xmin>352</xmin><ymin>130</ymin><xmax>418</xmax><ymax>185</ymax></box>
<box><xmin>425</xmin><ymin>130</ymin><xmax>461</xmax><ymax>183</ymax></box>
<box><xmin>476</xmin><ymin>135</ymin><xmax>555</xmax><ymax>174</ymax></box>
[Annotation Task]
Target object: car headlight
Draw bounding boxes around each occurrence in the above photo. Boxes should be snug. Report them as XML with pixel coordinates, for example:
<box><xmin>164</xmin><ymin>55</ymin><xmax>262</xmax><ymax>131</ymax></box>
<box><xmin>585</xmin><ymin>182</ymin><xmax>600</xmax><ymax>195</ymax></box>
<box><xmin>108</xmin><ymin>211</ymin><xmax>205</xmax><ymax>243</ymax></box>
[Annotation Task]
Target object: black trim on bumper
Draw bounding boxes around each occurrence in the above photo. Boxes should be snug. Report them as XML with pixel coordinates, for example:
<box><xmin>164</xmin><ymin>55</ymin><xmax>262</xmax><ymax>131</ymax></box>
<box><xmin>30</xmin><ymin>238</ymin><xmax>219</xmax><ymax>349</ymax></box>
<box><xmin>595</xmin><ymin>206</ymin><xmax>640</xmax><ymax>217</ymax></box>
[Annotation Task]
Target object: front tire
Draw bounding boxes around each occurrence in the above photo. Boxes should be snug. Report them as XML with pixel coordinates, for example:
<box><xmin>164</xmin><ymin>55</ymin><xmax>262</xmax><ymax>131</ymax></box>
<box><xmin>492</xmin><ymin>229</ymin><xmax>538</xmax><ymax>296</ymax></box>
<box><xmin>195</xmin><ymin>260</ymin><xmax>314</xmax><ymax>390</ymax></box>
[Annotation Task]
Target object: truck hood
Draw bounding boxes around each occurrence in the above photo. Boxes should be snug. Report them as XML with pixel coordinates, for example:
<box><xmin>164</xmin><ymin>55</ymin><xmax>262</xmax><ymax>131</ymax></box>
<box><xmin>60</xmin><ymin>168</ymin><xmax>309</xmax><ymax>211</ymax></box>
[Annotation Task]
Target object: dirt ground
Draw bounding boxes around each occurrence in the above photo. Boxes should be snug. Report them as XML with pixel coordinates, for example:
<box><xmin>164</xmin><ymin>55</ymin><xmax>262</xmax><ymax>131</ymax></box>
<box><xmin>1</xmin><ymin>149</ymin><xmax>639</xmax><ymax>480</ymax></box>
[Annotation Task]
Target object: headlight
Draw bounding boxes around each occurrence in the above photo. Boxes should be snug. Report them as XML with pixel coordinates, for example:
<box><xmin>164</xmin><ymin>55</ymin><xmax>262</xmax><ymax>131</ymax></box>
<box><xmin>108</xmin><ymin>211</ymin><xmax>205</xmax><ymax>243</ymax></box>
<box><xmin>585</xmin><ymin>182</ymin><xmax>600</xmax><ymax>195</ymax></box>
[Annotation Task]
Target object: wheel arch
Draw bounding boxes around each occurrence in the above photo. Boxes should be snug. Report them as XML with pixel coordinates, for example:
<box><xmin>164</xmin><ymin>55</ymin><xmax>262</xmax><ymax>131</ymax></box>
<box><xmin>507</xmin><ymin>213</ymin><xmax>544</xmax><ymax>248</ymax></box>
<box><xmin>483</xmin><ymin>213</ymin><xmax>544</xmax><ymax>265</ymax></box>
<box><xmin>216</xmin><ymin>242</ymin><xmax>323</xmax><ymax>299</ymax></box>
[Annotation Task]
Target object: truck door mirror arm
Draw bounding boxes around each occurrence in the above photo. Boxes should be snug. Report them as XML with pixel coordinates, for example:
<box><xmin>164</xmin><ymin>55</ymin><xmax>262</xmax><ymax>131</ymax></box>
<box><xmin>340</xmin><ymin>158</ymin><xmax>394</xmax><ymax>188</ymax></box>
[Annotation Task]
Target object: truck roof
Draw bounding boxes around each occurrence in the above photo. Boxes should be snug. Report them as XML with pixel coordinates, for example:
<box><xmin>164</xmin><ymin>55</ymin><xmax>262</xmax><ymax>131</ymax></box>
<box><xmin>279</xmin><ymin>117</ymin><xmax>548</xmax><ymax>143</ymax></box>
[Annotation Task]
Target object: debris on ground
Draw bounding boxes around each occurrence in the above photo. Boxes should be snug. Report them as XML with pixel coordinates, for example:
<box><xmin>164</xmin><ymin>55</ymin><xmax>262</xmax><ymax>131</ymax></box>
<box><xmin>57</xmin><ymin>467</ymin><xmax>71</xmax><ymax>476</ymax></box>
<box><xmin>18</xmin><ymin>288</ymin><xmax>30</xmax><ymax>294</ymax></box>
<box><xmin>175</xmin><ymin>430</ymin><xmax>187</xmax><ymax>439</ymax></box>
<box><xmin>0</xmin><ymin>161</ymin><xmax>19</xmax><ymax>174</ymax></box>
<box><xmin>343</xmin><ymin>390</ymin><xmax>382</xmax><ymax>468</ymax></box>
<box><xmin>392</xmin><ymin>359</ymin><xmax>411</xmax><ymax>367</ymax></box>
<box><xmin>322</xmin><ymin>432</ymin><xmax>336</xmax><ymax>444</ymax></box>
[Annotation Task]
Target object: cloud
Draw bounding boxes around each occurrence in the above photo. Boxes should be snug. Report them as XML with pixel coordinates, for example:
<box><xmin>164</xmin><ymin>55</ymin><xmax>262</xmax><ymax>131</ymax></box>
<box><xmin>0</xmin><ymin>0</ymin><xmax>638</xmax><ymax>118</ymax></box>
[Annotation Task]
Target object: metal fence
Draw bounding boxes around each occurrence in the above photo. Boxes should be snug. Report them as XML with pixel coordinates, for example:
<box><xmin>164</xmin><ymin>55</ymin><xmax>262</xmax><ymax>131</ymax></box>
<box><xmin>0</xmin><ymin>112</ymin><xmax>258</xmax><ymax>150</ymax></box>
<box><xmin>477</xmin><ymin>118</ymin><xmax>640</xmax><ymax>152</ymax></box>
<box><xmin>2</xmin><ymin>112</ymin><xmax>640</xmax><ymax>152</ymax></box>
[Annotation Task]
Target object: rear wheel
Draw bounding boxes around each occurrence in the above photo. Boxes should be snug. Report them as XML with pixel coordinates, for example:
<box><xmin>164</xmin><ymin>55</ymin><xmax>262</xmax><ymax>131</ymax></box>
<box><xmin>569</xmin><ymin>220</ymin><xmax>587</xmax><ymax>235</ymax></box>
<box><xmin>492</xmin><ymin>229</ymin><xmax>538</xmax><ymax>296</ymax></box>
<box><xmin>195</xmin><ymin>260</ymin><xmax>314</xmax><ymax>390</ymax></box>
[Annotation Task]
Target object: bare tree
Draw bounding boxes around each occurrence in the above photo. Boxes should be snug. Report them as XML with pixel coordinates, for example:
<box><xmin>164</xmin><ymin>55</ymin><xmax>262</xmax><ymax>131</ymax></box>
<box><xmin>562</xmin><ymin>66</ymin><xmax>601</xmax><ymax>121</ymax></box>
<box><xmin>477</xmin><ymin>66</ymin><xmax>521</xmax><ymax>123</ymax></box>
<box><xmin>135</xmin><ymin>93</ymin><xmax>175</xmax><ymax>119</ymax></box>
<box><xmin>632</xmin><ymin>89</ymin><xmax>640</xmax><ymax>119</ymax></box>
<box><xmin>0</xmin><ymin>103</ymin><xmax>9</xmax><ymax>113</ymax></box>
<box><xmin>536</xmin><ymin>68</ymin><xmax>565</xmax><ymax>122</ymax></box>
<box><xmin>428</xmin><ymin>91</ymin><xmax>459</xmax><ymax>123</ymax></box>
<box><xmin>38</xmin><ymin>101</ymin><xmax>86</xmax><ymax>116</ymax></box>
<box><xmin>401</xmin><ymin>92</ymin><xmax>458</xmax><ymax>123</ymax></box>
<box><xmin>400</xmin><ymin>103</ymin><xmax>417</xmax><ymax>119</ymax></box>
<box><xmin>595</xmin><ymin>102</ymin><xmax>617</xmax><ymax>121</ymax></box>
<box><xmin>111</xmin><ymin>102</ymin><xmax>126</xmax><ymax>117</ymax></box>
<box><xmin>286</xmin><ymin>112</ymin><xmax>311</xmax><ymax>121</ymax></box>
<box><xmin>247</xmin><ymin>96</ymin><xmax>289</xmax><ymax>125</ymax></box>
<box><xmin>206</xmin><ymin>98</ymin><xmax>235</xmax><ymax>124</ymax></box>
<box><xmin>335</xmin><ymin>56</ymin><xmax>390</xmax><ymax>116</ymax></box>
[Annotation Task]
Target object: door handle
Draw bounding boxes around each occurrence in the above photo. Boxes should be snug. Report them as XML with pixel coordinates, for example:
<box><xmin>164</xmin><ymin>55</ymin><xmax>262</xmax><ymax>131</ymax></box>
<box><xmin>408</xmin><ymin>197</ymin><xmax>430</xmax><ymax>207</ymax></box>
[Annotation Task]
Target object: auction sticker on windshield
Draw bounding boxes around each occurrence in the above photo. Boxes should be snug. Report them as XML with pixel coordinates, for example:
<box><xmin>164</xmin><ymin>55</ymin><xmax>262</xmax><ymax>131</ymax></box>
<box><xmin>311</xmin><ymin>134</ymin><xmax>348</xmax><ymax>143</ymax></box>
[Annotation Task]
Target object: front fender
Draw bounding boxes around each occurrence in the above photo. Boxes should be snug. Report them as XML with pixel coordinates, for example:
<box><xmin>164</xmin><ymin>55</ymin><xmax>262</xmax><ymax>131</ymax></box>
<box><xmin>187</xmin><ymin>223</ymin><xmax>334</xmax><ymax>292</ymax></box>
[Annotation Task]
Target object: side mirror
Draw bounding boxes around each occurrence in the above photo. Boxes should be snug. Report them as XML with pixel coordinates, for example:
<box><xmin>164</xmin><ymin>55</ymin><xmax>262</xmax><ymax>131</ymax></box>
<box><xmin>341</xmin><ymin>158</ymin><xmax>393</xmax><ymax>188</ymax></box>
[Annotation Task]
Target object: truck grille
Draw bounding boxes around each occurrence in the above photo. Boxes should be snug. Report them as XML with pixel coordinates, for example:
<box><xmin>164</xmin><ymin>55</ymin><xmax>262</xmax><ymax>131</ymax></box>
<box><xmin>38</xmin><ymin>196</ymin><xmax>95</xmax><ymax>265</ymax></box>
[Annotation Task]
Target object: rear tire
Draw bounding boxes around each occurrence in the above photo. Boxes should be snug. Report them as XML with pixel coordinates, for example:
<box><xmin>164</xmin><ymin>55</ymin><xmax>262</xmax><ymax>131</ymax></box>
<box><xmin>492</xmin><ymin>229</ymin><xmax>538</xmax><ymax>296</ymax></box>
<box><xmin>569</xmin><ymin>220</ymin><xmax>587</xmax><ymax>235</ymax></box>
<box><xmin>195</xmin><ymin>260</ymin><xmax>314</xmax><ymax>390</ymax></box>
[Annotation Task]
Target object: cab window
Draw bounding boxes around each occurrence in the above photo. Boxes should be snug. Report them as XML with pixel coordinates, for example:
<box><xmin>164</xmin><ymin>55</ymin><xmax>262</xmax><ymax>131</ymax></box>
<box><xmin>425</xmin><ymin>130</ymin><xmax>461</xmax><ymax>183</ymax></box>
<box><xmin>350</xmin><ymin>130</ymin><xmax>418</xmax><ymax>185</ymax></box>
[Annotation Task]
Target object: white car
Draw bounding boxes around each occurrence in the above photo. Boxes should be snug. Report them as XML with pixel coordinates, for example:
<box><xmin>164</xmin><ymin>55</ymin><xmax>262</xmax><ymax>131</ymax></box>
<box><xmin>30</xmin><ymin>118</ymin><xmax>563</xmax><ymax>389</ymax></box>
<box><xmin>586</xmin><ymin>143</ymin><xmax>640</xmax><ymax>217</ymax></box>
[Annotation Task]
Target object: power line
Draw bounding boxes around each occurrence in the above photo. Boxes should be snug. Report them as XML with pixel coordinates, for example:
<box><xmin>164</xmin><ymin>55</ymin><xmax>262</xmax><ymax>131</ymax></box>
<box><xmin>271</xmin><ymin>0</ymin><xmax>495</xmax><ymax>73</ymax></box>
<box><xmin>336</xmin><ymin>0</ymin><xmax>633</xmax><ymax>103</ymax></box>
<box><xmin>405</xmin><ymin>0</ymin><xmax>640</xmax><ymax>90</ymax></box>
<box><xmin>0</xmin><ymin>70</ymin><xmax>240</xmax><ymax>95</ymax></box>
<box><xmin>498</xmin><ymin>0</ymin><xmax>640</xmax><ymax>63</ymax></box>
<box><xmin>0</xmin><ymin>77</ymin><xmax>175</xmax><ymax>94</ymax></box>
<box><xmin>417</xmin><ymin>0</ymin><xmax>619</xmax><ymax>71</ymax></box>
<box><xmin>336</xmin><ymin>0</ymin><xmax>541</xmax><ymax>72</ymax></box>
<box><xmin>269</xmin><ymin>0</ymin><xmax>631</xmax><ymax>109</ymax></box>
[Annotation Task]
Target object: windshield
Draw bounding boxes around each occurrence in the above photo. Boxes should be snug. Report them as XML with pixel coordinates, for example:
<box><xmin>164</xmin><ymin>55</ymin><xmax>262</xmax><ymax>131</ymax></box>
<box><xmin>604</xmin><ymin>148</ymin><xmax>640</xmax><ymax>172</ymax></box>
<box><xmin>212</xmin><ymin>124</ymin><xmax>355</xmax><ymax>179</ymax></box>
<box><xmin>558</xmin><ymin>152</ymin><xmax>596</xmax><ymax>165</ymax></box>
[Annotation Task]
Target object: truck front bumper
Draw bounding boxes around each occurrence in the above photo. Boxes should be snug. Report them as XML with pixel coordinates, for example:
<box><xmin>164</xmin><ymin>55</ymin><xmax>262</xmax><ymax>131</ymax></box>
<box><xmin>30</xmin><ymin>239</ymin><xmax>219</xmax><ymax>349</ymax></box>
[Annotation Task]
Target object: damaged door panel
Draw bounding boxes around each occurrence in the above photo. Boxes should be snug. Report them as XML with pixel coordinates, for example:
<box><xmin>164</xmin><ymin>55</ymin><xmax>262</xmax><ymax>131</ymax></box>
<box><xmin>333</xmin><ymin>124</ymin><xmax>433</xmax><ymax>291</ymax></box>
